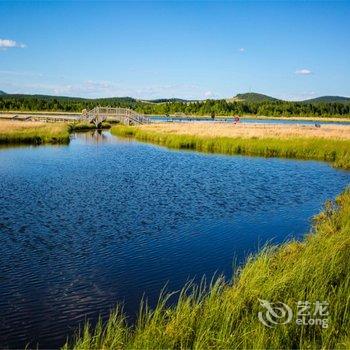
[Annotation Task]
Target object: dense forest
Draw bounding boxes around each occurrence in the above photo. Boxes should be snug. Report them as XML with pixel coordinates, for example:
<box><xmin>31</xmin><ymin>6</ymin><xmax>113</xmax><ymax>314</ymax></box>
<box><xmin>0</xmin><ymin>94</ymin><xmax>350</xmax><ymax>118</ymax></box>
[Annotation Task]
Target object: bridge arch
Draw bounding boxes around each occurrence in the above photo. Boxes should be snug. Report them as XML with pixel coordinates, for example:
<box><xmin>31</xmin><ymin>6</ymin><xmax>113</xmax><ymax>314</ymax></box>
<box><xmin>81</xmin><ymin>107</ymin><xmax>150</xmax><ymax>127</ymax></box>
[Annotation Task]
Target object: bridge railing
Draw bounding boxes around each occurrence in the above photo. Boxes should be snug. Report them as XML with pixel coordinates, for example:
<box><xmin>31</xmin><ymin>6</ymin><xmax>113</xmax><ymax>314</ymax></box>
<box><xmin>82</xmin><ymin>107</ymin><xmax>150</xmax><ymax>125</ymax></box>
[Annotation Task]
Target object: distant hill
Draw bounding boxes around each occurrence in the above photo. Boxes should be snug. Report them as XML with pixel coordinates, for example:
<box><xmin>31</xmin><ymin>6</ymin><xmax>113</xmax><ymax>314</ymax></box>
<box><xmin>0</xmin><ymin>93</ymin><xmax>194</xmax><ymax>104</ymax></box>
<box><xmin>148</xmin><ymin>98</ymin><xmax>192</xmax><ymax>103</ymax></box>
<box><xmin>302</xmin><ymin>96</ymin><xmax>350</xmax><ymax>104</ymax></box>
<box><xmin>1</xmin><ymin>91</ymin><xmax>349</xmax><ymax>117</ymax></box>
<box><xmin>1</xmin><ymin>91</ymin><xmax>350</xmax><ymax>106</ymax></box>
<box><xmin>3</xmin><ymin>93</ymin><xmax>87</xmax><ymax>101</ymax></box>
<box><xmin>1</xmin><ymin>93</ymin><xmax>138</xmax><ymax>103</ymax></box>
<box><xmin>227</xmin><ymin>92</ymin><xmax>279</xmax><ymax>103</ymax></box>
<box><xmin>227</xmin><ymin>92</ymin><xmax>350</xmax><ymax>104</ymax></box>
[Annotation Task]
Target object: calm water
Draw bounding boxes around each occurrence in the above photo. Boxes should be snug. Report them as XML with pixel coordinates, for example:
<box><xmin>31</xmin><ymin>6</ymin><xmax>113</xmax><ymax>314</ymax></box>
<box><xmin>0</xmin><ymin>131</ymin><xmax>349</xmax><ymax>348</ymax></box>
<box><xmin>150</xmin><ymin>115</ymin><xmax>350</xmax><ymax>125</ymax></box>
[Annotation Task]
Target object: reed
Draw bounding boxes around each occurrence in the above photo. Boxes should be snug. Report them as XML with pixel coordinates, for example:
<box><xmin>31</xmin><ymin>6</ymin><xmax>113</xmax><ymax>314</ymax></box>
<box><xmin>0</xmin><ymin>120</ymin><xmax>70</xmax><ymax>145</ymax></box>
<box><xmin>111</xmin><ymin>124</ymin><xmax>350</xmax><ymax>169</ymax></box>
<box><xmin>141</xmin><ymin>123</ymin><xmax>350</xmax><ymax>140</ymax></box>
<box><xmin>0</xmin><ymin>120</ymin><xmax>113</xmax><ymax>145</ymax></box>
<box><xmin>64</xmin><ymin>188</ymin><xmax>350</xmax><ymax>349</ymax></box>
<box><xmin>68</xmin><ymin>122</ymin><xmax>112</xmax><ymax>131</ymax></box>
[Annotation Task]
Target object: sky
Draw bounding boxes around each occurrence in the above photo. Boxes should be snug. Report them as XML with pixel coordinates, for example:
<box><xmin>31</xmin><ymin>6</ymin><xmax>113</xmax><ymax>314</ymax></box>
<box><xmin>0</xmin><ymin>1</ymin><xmax>349</xmax><ymax>101</ymax></box>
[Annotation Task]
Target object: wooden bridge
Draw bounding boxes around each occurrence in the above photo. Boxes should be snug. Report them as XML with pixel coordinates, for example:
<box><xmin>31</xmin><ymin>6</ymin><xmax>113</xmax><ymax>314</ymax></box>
<box><xmin>0</xmin><ymin>107</ymin><xmax>150</xmax><ymax>127</ymax></box>
<box><xmin>81</xmin><ymin>107</ymin><xmax>150</xmax><ymax>127</ymax></box>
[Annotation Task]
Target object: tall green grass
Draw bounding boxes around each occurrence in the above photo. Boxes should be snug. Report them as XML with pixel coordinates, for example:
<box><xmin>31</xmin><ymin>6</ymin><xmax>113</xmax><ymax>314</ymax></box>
<box><xmin>0</xmin><ymin>123</ymin><xmax>70</xmax><ymax>145</ymax></box>
<box><xmin>68</xmin><ymin>122</ymin><xmax>112</xmax><ymax>131</ymax></box>
<box><xmin>64</xmin><ymin>188</ymin><xmax>350</xmax><ymax>349</ymax></box>
<box><xmin>111</xmin><ymin>125</ymin><xmax>350</xmax><ymax>169</ymax></box>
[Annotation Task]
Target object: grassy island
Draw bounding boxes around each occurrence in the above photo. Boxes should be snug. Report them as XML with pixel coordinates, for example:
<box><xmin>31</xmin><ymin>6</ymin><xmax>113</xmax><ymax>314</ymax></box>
<box><xmin>65</xmin><ymin>188</ymin><xmax>350</xmax><ymax>349</ymax></box>
<box><xmin>0</xmin><ymin>120</ymin><xmax>70</xmax><ymax>145</ymax></box>
<box><xmin>111</xmin><ymin>123</ymin><xmax>350</xmax><ymax>169</ymax></box>
<box><xmin>0</xmin><ymin>120</ymin><xmax>111</xmax><ymax>145</ymax></box>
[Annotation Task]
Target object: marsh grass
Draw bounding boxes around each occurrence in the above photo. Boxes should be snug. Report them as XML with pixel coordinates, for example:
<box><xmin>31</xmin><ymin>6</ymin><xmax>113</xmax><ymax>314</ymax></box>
<box><xmin>142</xmin><ymin>123</ymin><xmax>350</xmax><ymax>140</ymax></box>
<box><xmin>65</xmin><ymin>189</ymin><xmax>350</xmax><ymax>349</ymax></box>
<box><xmin>111</xmin><ymin>125</ymin><xmax>350</xmax><ymax>169</ymax></box>
<box><xmin>68</xmin><ymin>122</ymin><xmax>112</xmax><ymax>131</ymax></box>
<box><xmin>0</xmin><ymin>120</ymin><xmax>113</xmax><ymax>145</ymax></box>
<box><xmin>0</xmin><ymin>120</ymin><xmax>70</xmax><ymax>145</ymax></box>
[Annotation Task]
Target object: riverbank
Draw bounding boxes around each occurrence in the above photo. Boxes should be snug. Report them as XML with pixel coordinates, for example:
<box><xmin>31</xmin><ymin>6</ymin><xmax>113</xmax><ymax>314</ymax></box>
<box><xmin>149</xmin><ymin>114</ymin><xmax>350</xmax><ymax>123</ymax></box>
<box><xmin>0</xmin><ymin>120</ymin><xmax>70</xmax><ymax>145</ymax></box>
<box><xmin>111</xmin><ymin>123</ymin><xmax>350</xmax><ymax>169</ymax></box>
<box><xmin>65</xmin><ymin>188</ymin><xmax>350</xmax><ymax>349</ymax></box>
<box><xmin>0</xmin><ymin>120</ymin><xmax>111</xmax><ymax>145</ymax></box>
<box><xmin>2</xmin><ymin>111</ymin><xmax>350</xmax><ymax>123</ymax></box>
<box><xmin>0</xmin><ymin>111</ymin><xmax>79</xmax><ymax>116</ymax></box>
<box><xmin>241</xmin><ymin>115</ymin><xmax>350</xmax><ymax>123</ymax></box>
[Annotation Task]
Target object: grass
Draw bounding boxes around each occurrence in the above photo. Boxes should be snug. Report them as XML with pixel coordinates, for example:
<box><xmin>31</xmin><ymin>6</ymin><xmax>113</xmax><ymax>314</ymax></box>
<box><xmin>64</xmin><ymin>188</ymin><xmax>350</xmax><ymax>349</ymax></box>
<box><xmin>68</xmin><ymin>121</ymin><xmax>112</xmax><ymax>131</ymax></box>
<box><xmin>111</xmin><ymin>124</ymin><xmax>350</xmax><ymax>169</ymax></box>
<box><xmin>0</xmin><ymin>120</ymin><xmax>70</xmax><ymax>145</ymax></box>
<box><xmin>0</xmin><ymin>120</ymin><xmax>113</xmax><ymax>145</ymax></box>
<box><xmin>141</xmin><ymin>123</ymin><xmax>350</xmax><ymax>140</ymax></box>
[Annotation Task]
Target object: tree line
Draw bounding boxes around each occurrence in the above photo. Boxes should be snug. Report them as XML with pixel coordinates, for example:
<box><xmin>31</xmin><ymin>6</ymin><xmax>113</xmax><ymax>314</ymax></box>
<box><xmin>0</xmin><ymin>95</ymin><xmax>349</xmax><ymax>118</ymax></box>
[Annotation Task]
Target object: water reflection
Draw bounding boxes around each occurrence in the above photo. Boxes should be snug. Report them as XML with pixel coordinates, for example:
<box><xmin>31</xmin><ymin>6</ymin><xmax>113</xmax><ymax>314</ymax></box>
<box><xmin>71</xmin><ymin>130</ymin><xmax>115</xmax><ymax>144</ymax></box>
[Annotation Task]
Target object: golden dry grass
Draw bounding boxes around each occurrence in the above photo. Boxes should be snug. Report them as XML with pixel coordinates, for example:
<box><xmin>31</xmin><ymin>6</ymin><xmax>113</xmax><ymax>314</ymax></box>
<box><xmin>0</xmin><ymin>120</ymin><xmax>54</xmax><ymax>132</ymax></box>
<box><xmin>140</xmin><ymin>122</ymin><xmax>350</xmax><ymax>140</ymax></box>
<box><xmin>0</xmin><ymin>120</ymin><xmax>70</xmax><ymax>144</ymax></box>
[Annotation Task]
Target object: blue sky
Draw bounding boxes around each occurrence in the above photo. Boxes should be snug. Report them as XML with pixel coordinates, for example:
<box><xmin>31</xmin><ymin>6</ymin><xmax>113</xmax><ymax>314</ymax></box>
<box><xmin>0</xmin><ymin>1</ymin><xmax>349</xmax><ymax>100</ymax></box>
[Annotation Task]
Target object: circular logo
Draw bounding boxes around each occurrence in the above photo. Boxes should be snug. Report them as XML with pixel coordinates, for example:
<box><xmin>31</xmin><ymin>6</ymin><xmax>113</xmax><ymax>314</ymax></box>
<box><xmin>258</xmin><ymin>298</ymin><xmax>293</xmax><ymax>328</ymax></box>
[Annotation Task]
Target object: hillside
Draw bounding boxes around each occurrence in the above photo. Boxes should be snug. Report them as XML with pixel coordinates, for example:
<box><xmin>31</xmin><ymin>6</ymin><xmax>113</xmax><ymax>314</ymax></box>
<box><xmin>227</xmin><ymin>92</ymin><xmax>350</xmax><ymax>104</ymax></box>
<box><xmin>148</xmin><ymin>98</ymin><xmax>193</xmax><ymax>103</ymax></box>
<box><xmin>1</xmin><ymin>91</ymin><xmax>350</xmax><ymax>104</ymax></box>
<box><xmin>227</xmin><ymin>92</ymin><xmax>279</xmax><ymax>103</ymax></box>
<box><xmin>2</xmin><ymin>93</ymin><xmax>137</xmax><ymax>103</ymax></box>
<box><xmin>303</xmin><ymin>96</ymin><xmax>350</xmax><ymax>104</ymax></box>
<box><xmin>1</xmin><ymin>91</ymin><xmax>350</xmax><ymax>117</ymax></box>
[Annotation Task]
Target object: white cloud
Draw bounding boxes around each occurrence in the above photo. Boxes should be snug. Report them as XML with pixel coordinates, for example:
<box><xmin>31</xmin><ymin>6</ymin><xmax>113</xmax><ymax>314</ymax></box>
<box><xmin>295</xmin><ymin>68</ymin><xmax>312</xmax><ymax>75</ymax></box>
<box><xmin>0</xmin><ymin>39</ymin><xmax>26</xmax><ymax>50</ymax></box>
<box><xmin>204</xmin><ymin>91</ymin><xmax>213</xmax><ymax>98</ymax></box>
<box><xmin>238</xmin><ymin>48</ymin><xmax>245</xmax><ymax>52</ymax></box>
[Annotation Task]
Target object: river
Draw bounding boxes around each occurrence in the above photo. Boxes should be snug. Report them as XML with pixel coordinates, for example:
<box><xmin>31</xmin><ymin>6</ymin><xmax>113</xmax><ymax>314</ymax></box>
<box><xmin>0</xmin><ymin>131</ymin><xmax>349</xmax><ymax>348</ymax></box>
<box><xmin>149</xmin><ymin>115</ymin><xmax>350</xmax><ymax>125</ymax></box>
